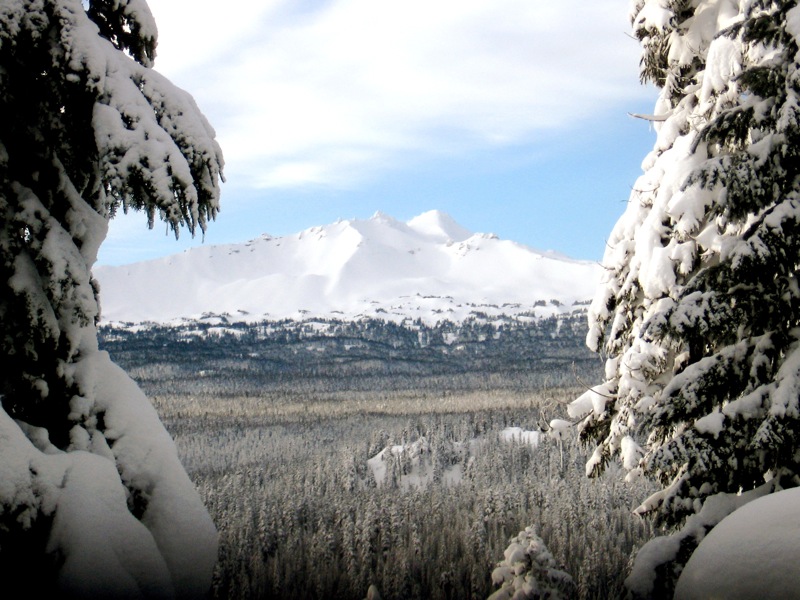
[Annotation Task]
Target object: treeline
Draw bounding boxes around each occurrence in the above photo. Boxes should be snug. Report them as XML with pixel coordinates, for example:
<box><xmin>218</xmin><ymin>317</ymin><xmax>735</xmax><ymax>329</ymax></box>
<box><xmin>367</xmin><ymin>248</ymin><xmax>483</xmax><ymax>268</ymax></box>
<box><xmin>99</xmin><ymin>311</ymin><xmax>600</xmax><ymax>397</ymax></box>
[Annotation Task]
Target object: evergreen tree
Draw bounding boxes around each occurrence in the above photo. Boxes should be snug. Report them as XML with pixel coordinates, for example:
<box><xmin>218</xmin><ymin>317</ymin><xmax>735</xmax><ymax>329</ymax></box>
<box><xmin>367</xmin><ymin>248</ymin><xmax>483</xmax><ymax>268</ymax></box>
<box><xmin>571</xmin><ymin>0</ymin><xmax>800</xmax><ymax>595</ymax></box>
<box><xmin>488</xmin><ymin>525</ymin><xmax>575</xmax><ymax>600</ymax></box>
<box><xmin>0</xmin><ymin>0</ymin><xmax>222</xmax><ymax>595</ymax></box>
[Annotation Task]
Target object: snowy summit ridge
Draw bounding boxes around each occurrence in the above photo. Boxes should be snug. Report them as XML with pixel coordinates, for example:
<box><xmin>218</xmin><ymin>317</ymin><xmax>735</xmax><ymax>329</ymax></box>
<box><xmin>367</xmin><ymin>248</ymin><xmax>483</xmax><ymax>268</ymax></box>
<box><xmin>95</xmin><ymin>210</ymin><xmax>601</xmax><ymax>324</ymax></box>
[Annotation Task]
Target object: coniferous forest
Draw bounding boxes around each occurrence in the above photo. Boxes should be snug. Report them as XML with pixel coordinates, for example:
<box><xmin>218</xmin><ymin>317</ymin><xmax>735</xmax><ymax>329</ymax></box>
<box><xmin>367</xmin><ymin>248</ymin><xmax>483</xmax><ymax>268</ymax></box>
<box><xmin>101</xmin><ymin>313</ymin><xmax>656</xmax><ymax>599</ymax></box>
<box><xmin>11</xmin><ymin>0</ymin><xmax>800</xmax><ymax>596</ymax></box>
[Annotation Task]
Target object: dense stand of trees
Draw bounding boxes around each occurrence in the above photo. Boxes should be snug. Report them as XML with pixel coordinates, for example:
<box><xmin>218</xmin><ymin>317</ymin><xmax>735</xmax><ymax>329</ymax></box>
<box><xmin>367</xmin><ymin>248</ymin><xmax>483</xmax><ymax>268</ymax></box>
<box><xmin>103</xmin><ymin>316</ymin><xmax>654</xmax><ymax>599</ymax></box>
<box><xmin>100</xmin><ymin>311</ymin><xmax>597</xmax><ymax>390</ymax></box>
<box><xmin>169</xmin><ymin>396</ymin><xmax>655</xmax><ymax>600</ymax></box>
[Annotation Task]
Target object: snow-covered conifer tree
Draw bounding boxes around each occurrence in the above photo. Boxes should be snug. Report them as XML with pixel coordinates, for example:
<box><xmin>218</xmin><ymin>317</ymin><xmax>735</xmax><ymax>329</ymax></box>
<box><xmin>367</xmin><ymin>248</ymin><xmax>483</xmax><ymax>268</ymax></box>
<box><xmin>570</xmin><ymin>0</ymin><xmax>800</xmax><ymax>595</ymax></box>
<box><xmin>488</xmin><ymin>525</ymin><xmax>575</xmax><ymax>600</ymax></box>
<box><xmin>0</xmin><ymin>0</ymin><xmax>222</xmax><ymax>596</ymax></box>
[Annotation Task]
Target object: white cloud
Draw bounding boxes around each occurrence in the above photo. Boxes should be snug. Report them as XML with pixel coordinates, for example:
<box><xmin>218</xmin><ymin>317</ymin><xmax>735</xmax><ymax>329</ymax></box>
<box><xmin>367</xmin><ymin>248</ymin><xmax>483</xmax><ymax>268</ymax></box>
<box><xmin>146</xmin><ymin>0</ymin><xmax>650</xmax><ymax>189</ymax></box>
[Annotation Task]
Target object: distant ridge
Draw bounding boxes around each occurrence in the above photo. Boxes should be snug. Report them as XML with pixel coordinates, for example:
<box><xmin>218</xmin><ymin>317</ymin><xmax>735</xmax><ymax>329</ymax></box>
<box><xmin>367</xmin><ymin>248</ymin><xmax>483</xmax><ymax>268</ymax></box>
<box><xmin>94</xmin><ymin>210</ymin><xmax>601</xmax><ymax>324</ymax></box>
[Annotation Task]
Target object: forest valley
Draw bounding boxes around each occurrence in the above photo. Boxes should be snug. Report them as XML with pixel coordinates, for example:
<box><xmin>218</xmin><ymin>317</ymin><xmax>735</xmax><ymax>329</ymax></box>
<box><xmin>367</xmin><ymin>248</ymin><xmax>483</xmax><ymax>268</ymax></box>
<box><xmin>8</xmin><ymin>0</ymin><xmax>800</xmax><ymax>596</ymax></box>
<box><xmin>100</xmin><ymin>311</ymin><xmax>656</xmax><ymax>599</ymax></box>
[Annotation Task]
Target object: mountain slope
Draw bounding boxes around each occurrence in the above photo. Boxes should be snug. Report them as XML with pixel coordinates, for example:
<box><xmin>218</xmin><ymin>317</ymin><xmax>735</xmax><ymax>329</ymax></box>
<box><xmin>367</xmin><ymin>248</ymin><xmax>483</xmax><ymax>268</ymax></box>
<box><xmin>94</xmin><ymin>210</ymin><xmax>602</xmax><ymax>324</ymax></box>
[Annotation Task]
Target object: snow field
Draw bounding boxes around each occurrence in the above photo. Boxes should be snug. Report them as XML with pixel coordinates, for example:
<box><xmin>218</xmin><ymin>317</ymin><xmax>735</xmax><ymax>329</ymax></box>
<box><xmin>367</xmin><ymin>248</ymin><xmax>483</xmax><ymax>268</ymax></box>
<box><xmin>95</xmin><ymin>210</ymin><xmax>601</xmax><ymax>324</ymax></box>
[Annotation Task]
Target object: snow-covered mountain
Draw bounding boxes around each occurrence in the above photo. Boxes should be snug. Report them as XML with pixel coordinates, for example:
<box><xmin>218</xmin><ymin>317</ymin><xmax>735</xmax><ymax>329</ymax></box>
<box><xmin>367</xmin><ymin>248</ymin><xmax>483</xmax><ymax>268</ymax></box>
<box><xmin>94</xmin><ymin>210</ymin><xmax>602</xmax><ymax>324</ymax></box>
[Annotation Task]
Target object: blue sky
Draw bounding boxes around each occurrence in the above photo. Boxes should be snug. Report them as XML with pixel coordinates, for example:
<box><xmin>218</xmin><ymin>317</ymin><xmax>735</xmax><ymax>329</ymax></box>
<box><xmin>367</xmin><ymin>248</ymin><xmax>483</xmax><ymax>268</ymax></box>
<box><xmin>98</xmin><ymin>0</ymin><xmax>659</xmax><ymax>266</ymax></box>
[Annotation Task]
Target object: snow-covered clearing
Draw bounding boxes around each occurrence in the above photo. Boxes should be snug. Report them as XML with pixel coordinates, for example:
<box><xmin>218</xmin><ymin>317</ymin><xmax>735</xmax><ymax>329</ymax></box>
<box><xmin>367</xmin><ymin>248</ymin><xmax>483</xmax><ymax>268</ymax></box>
<box><xmin>368</xmin><ymin>427</ymin><xmax>543</xmax><ymax>489</ymax></box>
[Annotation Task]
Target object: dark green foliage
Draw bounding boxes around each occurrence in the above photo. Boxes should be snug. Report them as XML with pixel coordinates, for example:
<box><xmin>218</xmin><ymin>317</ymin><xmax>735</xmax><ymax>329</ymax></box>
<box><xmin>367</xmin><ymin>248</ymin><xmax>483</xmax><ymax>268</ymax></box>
<box><xmin>576</xmin><ymin>0</ymin><xmax>800</xmax><ymax>595</ymax></box>
<box><xmin>0</xmin><ymin>0</ymin><xmax>222</xmax><ymax>447</ymax></box>
<box><xmin>87</xmin><ymin>0</ymin><xmax>157</xmax><ymax>65</ymax></box>
<box><xmin>0</xmin><ymin>1</ymin><xmax>222</xmax><ymax>590</ymax></box>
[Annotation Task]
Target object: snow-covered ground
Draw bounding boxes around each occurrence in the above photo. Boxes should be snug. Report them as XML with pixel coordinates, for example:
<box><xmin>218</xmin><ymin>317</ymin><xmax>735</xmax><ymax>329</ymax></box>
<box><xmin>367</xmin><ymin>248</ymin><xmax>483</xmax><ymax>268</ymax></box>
<box><xmin>367</xmin><ymin>427</ymin><xmax>543</xmax><ymax>490</ymax></box>
<box><xmin>94</xmin><ymin>210</ymin><xmax>601</xmax><ymax>325</ymax></box>
<box><xmin>499</xmin><ymin>426</ymin><xmax>541</xmax><ymax>447</ymax></box>
<box><xmin>3</xmin><ymin>351</ymin><xmax>217</xmax><ymax>598</ymax></box>
<box><xmin>675</xmin><ymin>487</ymin><xmax>800</xmax><ymax>599</ymax></box>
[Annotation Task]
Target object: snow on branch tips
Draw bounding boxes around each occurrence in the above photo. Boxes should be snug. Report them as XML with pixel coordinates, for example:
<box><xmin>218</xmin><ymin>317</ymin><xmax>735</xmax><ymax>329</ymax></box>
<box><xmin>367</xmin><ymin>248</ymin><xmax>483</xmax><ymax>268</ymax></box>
<box><xmin>571</xmin><ymin>0</ymin><xmax>800</xmax><ymax>595</ymax></box>
<box><xmin>0</xmin><ymin>1</ymin><xmax>222</xmax><ymax>596</ymax></box>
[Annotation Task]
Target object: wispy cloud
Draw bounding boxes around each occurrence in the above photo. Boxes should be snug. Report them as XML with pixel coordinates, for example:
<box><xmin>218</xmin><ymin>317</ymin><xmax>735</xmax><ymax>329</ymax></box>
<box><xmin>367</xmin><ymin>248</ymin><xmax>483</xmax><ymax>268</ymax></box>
<box><xmin>147</xmin><ymin>0</ymin><xmax>649</xmax><ymax>190</ymax></box>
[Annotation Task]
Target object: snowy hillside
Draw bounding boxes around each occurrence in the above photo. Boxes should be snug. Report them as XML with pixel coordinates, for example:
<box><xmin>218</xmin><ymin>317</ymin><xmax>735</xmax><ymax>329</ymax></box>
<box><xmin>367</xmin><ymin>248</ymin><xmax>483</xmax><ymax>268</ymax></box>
<box><xmin>94</xmin><ymin>210</ymin><xmax>601</xmax><ymax>324</ymax></box>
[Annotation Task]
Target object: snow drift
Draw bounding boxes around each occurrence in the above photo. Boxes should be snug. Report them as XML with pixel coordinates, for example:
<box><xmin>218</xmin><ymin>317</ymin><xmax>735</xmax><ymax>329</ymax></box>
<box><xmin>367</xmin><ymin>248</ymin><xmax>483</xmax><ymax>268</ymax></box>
<box><xmin>675</xmin><ymin>487</ymin><xmax>800</xmax><ymax>600</ymax></box>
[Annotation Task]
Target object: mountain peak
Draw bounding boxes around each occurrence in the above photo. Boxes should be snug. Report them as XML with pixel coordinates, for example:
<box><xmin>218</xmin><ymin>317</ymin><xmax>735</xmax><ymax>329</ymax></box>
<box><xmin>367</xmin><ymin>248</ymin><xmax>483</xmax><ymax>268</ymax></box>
<box><xmin>370</xmin><ymin>210</ymin><xmax>398</xmax><ymax>223</ymax></box>
<box><xmin>406</xmin><ymin>210</ymin><xmax>472</xmax><ymax>243</ymax></box>
<box><xmin>94</xmin><ymin>210</ymin><xmax>601</xmax><ymax>324</ymax></box>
